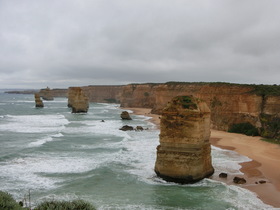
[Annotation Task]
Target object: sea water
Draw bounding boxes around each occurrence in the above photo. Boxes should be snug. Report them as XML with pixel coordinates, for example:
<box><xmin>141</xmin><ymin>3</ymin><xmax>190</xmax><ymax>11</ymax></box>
<box><xmin>0</xmin><ymin>91</ymin><xmax>275</xmax><ymax>210</ymax></box>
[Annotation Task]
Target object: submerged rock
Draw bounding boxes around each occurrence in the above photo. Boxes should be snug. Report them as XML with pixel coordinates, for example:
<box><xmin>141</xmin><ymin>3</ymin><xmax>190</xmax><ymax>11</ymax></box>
<box><xmin>34</xmin><ymin>93</ymin><xmax>44</xmax><ymax>108</ymax></box>
<box><xmin>154</xmin><ymin>96</ymin><xmax>214</xmax><ymax>184</ymax></box>
<box><xmin>135</xmin><ymin>126</ymin><xmax>144</xmax><ymax>131</ymax></box>
<box><xmin>119</xmin><ymin>125</ymin><xmax>134</xmax><ymax>131</ymax></box>
<box><xmin>120</xmin><ymin>111</ymin><xmax>132</xmax><ymax>120</ymax></box>
<box><xmin>219</xmin><ymin>173</ymin><xmax>228</xmax><ymax>178</ymax></box>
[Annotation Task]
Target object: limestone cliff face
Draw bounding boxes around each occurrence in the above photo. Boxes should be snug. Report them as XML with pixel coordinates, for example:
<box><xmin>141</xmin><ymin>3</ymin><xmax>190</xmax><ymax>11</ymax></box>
<box><xmin>81</xmin><ymin>85</ymin><xmax>123</xmax><ymax>103</ymax></box>
<box><xmin>120</xmin><ymin>83</ymin><xmax>280</xmax><ymax>138</ymax></box>
<box><xmin>155</xmin><ymin>96</ymin><xmax>214</xmax><ymax>183</ymax></box>
<box><xmin>39</xmin><ymin>87</ymin><xmax>54</xmax><ymax>100</ymax></box>
<box><xmin>68</xmin><ymin>87</ymin><xmax>89</xmax><ymax>113</ymax></box>
<box><xmin>39</xmin><ymin>88</ymin><xmax>68</xmax><ymax>99</ymax></box>
<box><xmin>34</xmin><ymin>93</ymin><xmax>44</xmax><ymax>108</ymax></box>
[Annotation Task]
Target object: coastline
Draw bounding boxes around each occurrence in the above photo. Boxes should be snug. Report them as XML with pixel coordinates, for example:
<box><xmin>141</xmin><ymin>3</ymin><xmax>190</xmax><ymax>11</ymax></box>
<box><xmin>129</xmin><ymin>107</ymin><xmax>280</xmax><ymax>208</ymax></box>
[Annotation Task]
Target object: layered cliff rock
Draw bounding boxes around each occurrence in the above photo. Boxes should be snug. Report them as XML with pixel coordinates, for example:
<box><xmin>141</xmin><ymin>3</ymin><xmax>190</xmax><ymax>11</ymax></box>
<box><xmin>39</xmin><ymin>88</ymin><xmax>68</xmax><ymax>99</ymax></box>
<box><xmin>155</xmin><ymin>96</ymin><xmax>214</xmax><ymax>183</ymax></box>
<box><xmin>81</xmin><ymin>85</ymin><xmax>123</xmax><ymax>103</ymax></box>
<box><xmin>68</xmin><ymin>87</ymin><xmax>89</xmax><ymax>113</ymax></box>
<box><xmin>120</xmin><ymin>83</ymin><xmax>280</xmax><ymax>139</ymax></box>
<box><xmin>39</xmin><ymin>87</ymin><xmax>54</xmax><ymax>100</ymax></box>
<box><xmin>34</xmin><ymin>93</ymin><xmax>44</xmax><ymax>108</ymax></box>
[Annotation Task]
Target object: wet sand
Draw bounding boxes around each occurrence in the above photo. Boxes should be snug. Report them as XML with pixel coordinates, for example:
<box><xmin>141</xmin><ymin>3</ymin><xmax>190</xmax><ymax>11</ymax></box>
<box><xmin>129</xmin><ymin>107</ymin><xmax>280</xmax><ymax>208</ymax></box>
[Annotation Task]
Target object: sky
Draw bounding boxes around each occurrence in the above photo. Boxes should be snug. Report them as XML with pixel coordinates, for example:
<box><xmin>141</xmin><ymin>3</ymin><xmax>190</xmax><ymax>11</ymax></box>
<box><xmin>1</xmin><ymin>0</ymin><xmax>280</xmax><ymax>89</ymax></box>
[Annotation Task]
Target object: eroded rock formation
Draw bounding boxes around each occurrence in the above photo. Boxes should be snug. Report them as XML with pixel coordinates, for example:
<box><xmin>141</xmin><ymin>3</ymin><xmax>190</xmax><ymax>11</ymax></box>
<box><xmin>39</xmin><ymin>87</ymin><xmax>54</xmax><ymax>100</ymax></box>
<box><xmin>120</xmin><ymin>111</ymin><xmax>132</xmax><ymax>120</ymax></box>
<box><xmin>68</xmin><ymin>87</ymin><xmax>89</xmax><ymax>113</ymax></box>
<box><xmin>155</xmin><ymin>96</ymin><xmax>214</xmax><ymax>183</ymax></box>
<box><xmin>34</xmin><ymin>93</ymin><xmax>44</xmax><ymax>108</ymax></box>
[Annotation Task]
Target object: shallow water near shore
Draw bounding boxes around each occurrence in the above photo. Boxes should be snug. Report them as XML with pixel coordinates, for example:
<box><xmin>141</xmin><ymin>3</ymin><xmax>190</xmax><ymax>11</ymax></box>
<box><xmin>0</xmin><ymin>92</ymin><xmax>275</xmax><ymax>209</ymax></box>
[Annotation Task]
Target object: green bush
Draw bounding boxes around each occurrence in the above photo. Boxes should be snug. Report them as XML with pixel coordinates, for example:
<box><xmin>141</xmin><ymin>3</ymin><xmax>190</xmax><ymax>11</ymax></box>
<box><xmin>0</xmin><ymin>191</ymin><xmax>24</xmax><ymax>210</ymax></box>
<box><xmin>228</xmin><ymin>122</ymin><xmax>259</xmax><ymax>136</ymax></box>
<box><xmin>34</xmin><ymin>199</ymin><xmax>96</xmax><ymax>210</ymax></box>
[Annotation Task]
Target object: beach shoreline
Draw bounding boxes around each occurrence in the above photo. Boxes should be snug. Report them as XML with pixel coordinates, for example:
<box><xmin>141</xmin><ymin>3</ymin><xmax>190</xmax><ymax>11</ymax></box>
<box><xmin>129</xmin><ymin>107</ymin><xmax>280</xmax><ymax>208</ymax></box>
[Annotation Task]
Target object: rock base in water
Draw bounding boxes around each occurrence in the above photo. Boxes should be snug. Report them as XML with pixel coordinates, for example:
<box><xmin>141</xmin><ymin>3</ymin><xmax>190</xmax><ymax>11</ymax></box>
<box><xmin>154</xmin><ymin>96</ymin><xmax>214</xmax><ymax>184</ymax></box>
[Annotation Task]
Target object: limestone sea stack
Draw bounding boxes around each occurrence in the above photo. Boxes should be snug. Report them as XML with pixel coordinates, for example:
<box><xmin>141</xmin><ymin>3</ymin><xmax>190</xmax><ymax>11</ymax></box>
<box><xmin>69</xmin><ymin>87</ymin><xmax>89</xmax><ymax>113</ymax></box>
<box><xmin>154</xmin><ymin>96</ymin><xmax>214</xmax><ymax>184</ymax></box>
<box><xmin>34</xmin><ymin>93</ymin><xmax>44</xmax><ymax>108</ymax></box>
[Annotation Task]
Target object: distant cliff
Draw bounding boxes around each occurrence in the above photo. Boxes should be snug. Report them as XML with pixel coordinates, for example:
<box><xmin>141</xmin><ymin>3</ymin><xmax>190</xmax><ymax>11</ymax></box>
<box><xmin>120</xmin><ymin>82</ymin><xmax>280</xmax><ymax>139</ymax></box>
<box><xmin>38</xmin><ymin>88</ymin><xmax>68</xmax><ymax>98</ymax></box>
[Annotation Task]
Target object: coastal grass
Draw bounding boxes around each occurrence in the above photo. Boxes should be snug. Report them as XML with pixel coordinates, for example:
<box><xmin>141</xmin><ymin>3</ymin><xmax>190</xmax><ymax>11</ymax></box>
<box><xmin>0</xmin><ymin>190</ymin><xmax>96</xmax><ymax>210</ymax></box>
<box><xmin>34</xmin><ymin>200</ymin><xmax>96</xmax><ymax>210</ymax></box>
<box><xmin>228</xmin><ymin>122</ymin><xmax>259</xmax><ymax>136</ymax></box>
<box><xmin>261</xmin><ymin>138</ymin><xmax>280</xmax><ymax>145</ymax></box>
<box><xmin>0</xmin><ymin>191</ymin><xmax>25</xmax><ymax>210</ymax></box>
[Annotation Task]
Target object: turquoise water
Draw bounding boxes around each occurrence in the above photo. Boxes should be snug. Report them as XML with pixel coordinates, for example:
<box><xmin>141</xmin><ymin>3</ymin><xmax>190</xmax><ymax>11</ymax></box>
<box><xmin>0</xmin><ymin>92</ymin><xmax>274</xmax><ymax>209</ymax></box>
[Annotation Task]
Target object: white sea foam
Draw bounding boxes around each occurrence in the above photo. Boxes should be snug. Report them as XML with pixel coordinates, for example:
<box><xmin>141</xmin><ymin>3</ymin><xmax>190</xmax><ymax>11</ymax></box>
<box><xmin>211</xmin><ymin>145</ymin><xmax>251</xmax><ymax>174</ymax></box>
<box><xmin>0</xmin><ymin>114</ymin><xmax>69</xmax><ymax>133</ymax></box>
<box><xmin>0</xmin><ymin>153</ymin><xmax>109</xmax><ymax>192</ymax></box>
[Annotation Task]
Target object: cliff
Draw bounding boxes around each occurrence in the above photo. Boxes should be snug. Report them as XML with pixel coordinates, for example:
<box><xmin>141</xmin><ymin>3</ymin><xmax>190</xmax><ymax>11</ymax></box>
<box><xmin>120</xmin><ymin>83</ymin><xmax>280</xmax><ymax>139</ymax></box>
<box><xmin>154</xmin><ymin>96</ymin><xmax>214</xmax><ymax>183</ymax></box>
<box><xmin>38</xmin><ymin>88</ymin><xmax>68</xmax><ymax>99</ymax></box>
<box><xmin>81</xmin><ymin>85</ymin><xmax>123</xmax><ymax>103</ymax></box>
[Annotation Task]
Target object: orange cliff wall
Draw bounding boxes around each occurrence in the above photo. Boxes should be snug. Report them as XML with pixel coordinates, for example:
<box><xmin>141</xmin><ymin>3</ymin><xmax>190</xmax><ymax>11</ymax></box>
<box><xmin>79</xmin><ymin>85</ymin><xmax>124</xmax><ymax>103</ymax></box>
<box><xmin>120</xmin><ymin>83</ymin><xmax>280</xmax><ymax>135</ymax></box>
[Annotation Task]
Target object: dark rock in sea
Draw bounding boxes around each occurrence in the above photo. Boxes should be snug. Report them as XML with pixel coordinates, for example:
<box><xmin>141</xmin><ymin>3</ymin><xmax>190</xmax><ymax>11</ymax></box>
<box><xmin>119</xmin><ymin>125</ymin><xmax>134</xmax><ymax>131</ymax></box>
<box><xmin>135</xmin><ymin>126</ymin><xmax>144</xmax><ymax>131</ymax></box>
<box><xmin>121</xmin><ymin>111</ymin><xmax>132</xmax><ymax>120</ymax></box>
<box><xmin>101</xmin><ymin>120</ymin><xmax>105</xmax><ymax>122</ymax></box>
<box><xmin>259</xmin><ymin>180</ymin><xmax>266</xmax><ymax>184</ymax></box>
<box><xmin>233</xmin><ymin>176</ymin><xmax>246</xmax><ymax>184</ymax></box>
<box><xmin>219</xmin><ymin>173</ymin><xmax>228</xmax><ymax>178</ymax></box>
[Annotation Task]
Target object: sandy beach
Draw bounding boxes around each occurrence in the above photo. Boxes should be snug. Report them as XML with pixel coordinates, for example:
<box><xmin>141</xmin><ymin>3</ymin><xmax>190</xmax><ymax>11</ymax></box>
<box><xmin>130</xmin><ymin>107</ymin><xmax>280</xmax><ymax>208</ymax></box>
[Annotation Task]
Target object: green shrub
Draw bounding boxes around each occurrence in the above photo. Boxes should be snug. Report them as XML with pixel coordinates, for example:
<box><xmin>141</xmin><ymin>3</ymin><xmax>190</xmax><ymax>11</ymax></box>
<box><xmin>34</xmin><ymin>199</ymin><xmax>96</xmax><ymax>210</ymax></box>
<box><xmin>0</xmin><ymin>191</ymin><xmax>23</xmax><ymax>210</ymax></box>
<box><xmin>228</xmin><ymin>122</ymin><xmax>259</xmax><ymax>136</ymax></box>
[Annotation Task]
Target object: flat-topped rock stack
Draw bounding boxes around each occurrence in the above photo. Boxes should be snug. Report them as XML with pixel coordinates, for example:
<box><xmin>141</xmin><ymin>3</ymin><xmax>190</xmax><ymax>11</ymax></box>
<box><xmin>155</xmin><ymin>96</ymin><xmax>214</xmax><ymax>184</ymax></box>
<box><xmin>68</xmin><ymin>87</ymin><xmax>89</xmax><ymax>113</ymax></box>
<box><xmin>34</xmin><ymin>93</ymin><xmax>44</xmax><ymax>108</ymax></box>
<box><xmin>39</xmin><ymin>87</ymin><xmax>54</xmax><ymax>101</ymax></box>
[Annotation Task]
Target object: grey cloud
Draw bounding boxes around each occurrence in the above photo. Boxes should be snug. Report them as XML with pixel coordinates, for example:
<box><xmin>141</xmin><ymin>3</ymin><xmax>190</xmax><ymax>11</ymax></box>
<box><xmin>1</xmin><ymin>0</ymin><xmax>280</xmax><ymax>89</ymax></box>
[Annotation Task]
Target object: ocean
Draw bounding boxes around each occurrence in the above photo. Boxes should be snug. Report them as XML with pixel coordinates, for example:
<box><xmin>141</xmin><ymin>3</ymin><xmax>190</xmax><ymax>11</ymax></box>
<box><xmin>0</xmin><ymin>91</ymin><xmax>274</xmax><ymax>210</ymax></box>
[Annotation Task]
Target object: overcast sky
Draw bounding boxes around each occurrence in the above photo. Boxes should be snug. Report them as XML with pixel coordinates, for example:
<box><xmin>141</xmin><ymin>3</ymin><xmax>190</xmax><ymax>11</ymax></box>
<box><xmin>1</xmin><ymin>0</ymin><xmax>280</xmax><ymax>89</ymax></box>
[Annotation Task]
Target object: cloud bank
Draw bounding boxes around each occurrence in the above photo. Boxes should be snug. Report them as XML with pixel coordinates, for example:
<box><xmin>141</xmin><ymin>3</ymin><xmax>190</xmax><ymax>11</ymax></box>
<box><xmin>1</xmin><ymin>0</ymin><xmax>280</xmax><ymax>88</ymax></box>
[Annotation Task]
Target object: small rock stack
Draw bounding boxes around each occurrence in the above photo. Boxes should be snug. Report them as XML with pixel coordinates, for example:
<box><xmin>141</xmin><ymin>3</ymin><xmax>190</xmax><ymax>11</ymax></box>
<box><xmin>155</xmin><ymin>96</ymin><xmax>214</xmax><ymax>183</ymax></box>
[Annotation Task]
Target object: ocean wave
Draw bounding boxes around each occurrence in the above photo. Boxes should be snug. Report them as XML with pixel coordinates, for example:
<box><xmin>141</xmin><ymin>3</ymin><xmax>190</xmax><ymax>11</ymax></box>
<box><xmin>0</xmin><ymin>114</ymin><xmax>69</xmax><ymax>133</ymax></box>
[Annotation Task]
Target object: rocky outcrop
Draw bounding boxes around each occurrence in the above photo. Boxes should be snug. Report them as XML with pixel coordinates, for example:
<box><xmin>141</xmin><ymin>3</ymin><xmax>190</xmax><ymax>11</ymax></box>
<box><xmin>120</xmin><ymin>111</ymin><xmax>132</xmax><ymax>120</ymax></box>
<box><xmin>119</xmin><ymin>125</ymin><xmax>134</xmax><ymax>131</ymax></box>
<box><xmin>154</xmin><ymin>96</ymin><xmax>214</xmax><ymax>183</ymax></box>
<box><xmin>233</xmin><ymin>176</ymin><xmax>246</xmax><ymax>184</ymax></box>
<box><xmin>68</xmin><ymin>87</ymin><xmax>89</xmax><ymax>113</ymax></box>
<box><xmin>34</xmin><ymin>93</ymin><xmax>44</xmax><ymax>108</ymax></box>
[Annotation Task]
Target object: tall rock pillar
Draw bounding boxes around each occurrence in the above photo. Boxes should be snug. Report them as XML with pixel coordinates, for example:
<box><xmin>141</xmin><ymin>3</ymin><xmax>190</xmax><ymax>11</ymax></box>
<box><xmin>68</xmin><ymin>87</ymin><xmax>89</xmax><ymax>113</ymax></box>
<box><xmin>155</xmin><ymin>96</ymin><xmax>214</xmax><ymax>183</ymax></box>
<box><xmin>34</xmin><ymin>93</ymin><xmax>44</xmax><ymax>108</ymax></box>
